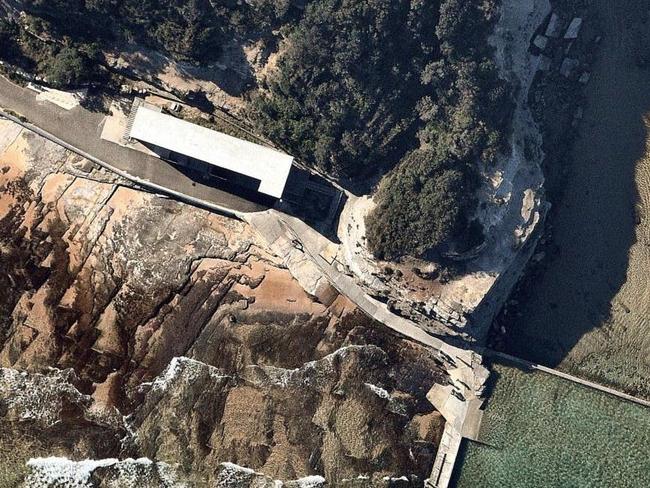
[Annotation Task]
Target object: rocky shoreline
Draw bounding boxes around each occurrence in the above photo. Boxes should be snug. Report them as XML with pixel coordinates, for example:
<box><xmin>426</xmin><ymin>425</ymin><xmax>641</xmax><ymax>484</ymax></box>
<box><xmin>0</xmin><ymin>1</ymin><xmax>625</xmax><ymax>485</ymax></box>
<box><xmin>490</xmin><ymin>0</ymin><xmax>650</xmax><ymax>400</ymax></box>
<box><xmin>336</xmin><ymin>0</ymin><xmax>551</xmax><ymax>344</ymax></box>
<box><xmin>0</xmin><ymin>121</ymin><xmax>450</xmax><ymax>486</ymax></box>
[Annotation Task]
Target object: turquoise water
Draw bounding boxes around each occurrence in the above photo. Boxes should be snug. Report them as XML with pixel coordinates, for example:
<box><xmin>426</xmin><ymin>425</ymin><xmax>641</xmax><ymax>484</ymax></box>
<box><xmin>453</xmin><ymin>360</ymin><xmax>650</xmax><ymax>487</ymax></box>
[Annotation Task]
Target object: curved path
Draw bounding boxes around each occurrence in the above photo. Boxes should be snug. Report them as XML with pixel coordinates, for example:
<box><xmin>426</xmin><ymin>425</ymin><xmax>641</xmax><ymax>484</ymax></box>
<box><xmin>0</xmin><ymin>77</ymin><xmax>490</xmax><ymax>488</ymax></box>
<box><xmin>5</xmin><ymin>73</ymin><xmax>647</xmax><ymax>488</ymax></box>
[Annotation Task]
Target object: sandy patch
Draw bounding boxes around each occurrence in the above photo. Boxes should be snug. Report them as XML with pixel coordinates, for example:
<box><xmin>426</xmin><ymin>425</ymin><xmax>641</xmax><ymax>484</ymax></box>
<box><xmin>0</xmin><ymin>195</ymin><xmax>17</xmax><ymax>222</ymax></box>
<box><xmin>218</xmin><ymin>386</ymin><xmax>268</xmax><ymax>445</ymax></box>
<box><xmin>234</xmin><ymin>259</ymin><xmax>326</xmax><ymax>316</ymax></box>
<box><xmin>0</xmin><ymin>130</ymin><xmax>31</xmax><ymax>219</ymax></box>
<box><xmin>337</xmin><ymin>195</ymin><xmax>384</xmax><ymax>290</ymax></box>
<box><xmin>106</xmin><ymin>186</ymin><xmax>150</xmax><ymax>222</ymax></box>
<box><xmin>260</xmin><ymin>415</ymin><xmax>311</xmax><ymax>478</ymax></box>
<box><xmin>0</xmin><ymin>119</ymin><xmax>24</xmax><ymax>153</ymax></box>
<box><xmin>327</xmin><ymin>294</ymin><xmax>356</xmax><ymax>319</ymax></box>
<box><xmin>92</xmin><ymin>371</ymin><xmax>121</xmax><ymax>411</ymax></box>
<box><xmin>20</xmin><ymin>201</ymin><xmax>41</xmax><ymax>240</ymax></box>
<box><xmin>100</xmin><ymin>102</ymin><xmax>129</xmax><ymax>145</ymax></box>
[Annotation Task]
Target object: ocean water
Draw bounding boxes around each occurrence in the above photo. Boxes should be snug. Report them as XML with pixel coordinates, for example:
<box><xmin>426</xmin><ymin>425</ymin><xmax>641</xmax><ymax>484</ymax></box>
<box><xmin>452</xmin><ymin>360</ymin><xmax>650</xmax><ymax>487</ymax></box>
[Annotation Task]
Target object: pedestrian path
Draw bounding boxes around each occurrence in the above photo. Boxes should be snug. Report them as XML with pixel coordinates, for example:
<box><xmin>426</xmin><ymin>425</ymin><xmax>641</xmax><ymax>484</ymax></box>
<box><xmin>0</xmin><ymin>74</ymin><xmax>492</xmax><ymax>488</ymax></box>
<box><xmin>0</xmin><ymin>76</ymin><xmax>265</xmax><ymax>214</ymax></box>
<box><xmin>244</xmin><ymin>210</ymin><xmax>490</xmax><ymax>488</ymax></box>
<box><xmin>484</xmin><ymin>349</ymin><xmax>650</xmax><ymax>408</ymax></box>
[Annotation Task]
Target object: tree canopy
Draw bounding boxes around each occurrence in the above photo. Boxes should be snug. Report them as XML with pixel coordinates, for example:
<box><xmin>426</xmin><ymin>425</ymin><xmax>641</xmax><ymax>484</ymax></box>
<box><xmin>250</xmin><ymin>0</ymin><xmax>440</xmax><ymax>178</ymax></box>
<box><xmin>364</xmin><ymin>0</ymin><xmax>508</xmax><ymax>260</ymax></box>
<box><xmin>250</xmin><ymin>0</ymin><xmax>508</xmax><ymax>259</ymax></box>
<box><xmin>44</xmin><ymin>47</ymin><xmax>88</xmax><ymax>87</ymax></box>
<box><xmin>365</xmin><ymin>149</ymin><xmax>476</xmax><ymax>260</ymax></box>
<box><xmin>8</xmin><ymin>0</ymin><xmax>510</xmax><ymax>260</ymax></box>
<box><xmin>21</xmin><ymin>0</ymin><xmax>297</xmax><ymax>63</ymax></box>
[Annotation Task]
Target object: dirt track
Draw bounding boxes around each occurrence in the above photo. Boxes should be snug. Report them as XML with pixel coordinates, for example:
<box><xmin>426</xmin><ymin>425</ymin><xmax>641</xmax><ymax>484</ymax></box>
<box><xmin>502</xmin><ymin>0</ymin><xmax>650</xmax><ymax>398</ymax></box>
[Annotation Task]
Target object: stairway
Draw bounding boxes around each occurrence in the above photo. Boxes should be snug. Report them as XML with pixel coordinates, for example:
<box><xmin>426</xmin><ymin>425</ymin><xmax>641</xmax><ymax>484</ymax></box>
<box><xmin>124</xmin><ymin>98</ymin><xmax>143</xmax><ymax>141</ymax></box>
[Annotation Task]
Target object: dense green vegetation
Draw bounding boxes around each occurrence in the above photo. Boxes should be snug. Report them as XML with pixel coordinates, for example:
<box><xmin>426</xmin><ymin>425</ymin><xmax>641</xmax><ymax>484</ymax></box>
<box><xmin>20</xmin><ymin>0</ymin><xmax>295</xmax><ymax>63</ymax></box>
<box><xmin>2</xmin><ymin>0</ymin><xmax>291</xmax><ymax>83</ymax></box>
<box><xmin>23</xmin><ymin>0</ymin><xmax>219</xmax><ymax>62</ymax></box>
<box><xmin>250</xmin><ymin>0</ymin><xmax>438</xmax><ymax>178</ymax></box>
<box><xmin>2</xmin><ymin>0</ymin><xmax>511</xmax><ymax>260</ymax></box>
<box><xmin>252</xmin><ymin>0</ymin><xmax>510</xmax><ymax>259</ymax></box>
<box><xmin>44</xmin><ymin>45</ymin><xmax>100</xmax><ymax>87</ymax></box>
<box><xmin>365</xmin><ymin>149</ymin><xmax>476</xmax><ymax>259</ymax></box>
<box><xmin>0</xmin><ymin>16</ymin><xmax>100</xmax><ymax>87</ymax></box>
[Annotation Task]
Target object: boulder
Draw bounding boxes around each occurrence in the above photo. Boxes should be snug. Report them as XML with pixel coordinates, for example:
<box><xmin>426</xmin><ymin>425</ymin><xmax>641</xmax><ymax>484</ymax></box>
<box><xmin>560</xmin><ymin>58</ymin><xmax>580</xmax><ymax>78</ymax></box>
<box><xmin>538</xmin><ymin>55</ymin><xmax>552</xmax><ymax>72</ymax></box>
<box><xmin>564</xmin><ymin>18</ymin><xmax>583</xmax><ymax>39</ymax></box>
<box><xmin>545</xmin><ymin>13</ymin><xmax>562</xmax><ymax>38</ymax></box>
<box><xmin>533</xmin><ymin>34</ymin><xmax>549</xmax><ymax>50</ymax></box>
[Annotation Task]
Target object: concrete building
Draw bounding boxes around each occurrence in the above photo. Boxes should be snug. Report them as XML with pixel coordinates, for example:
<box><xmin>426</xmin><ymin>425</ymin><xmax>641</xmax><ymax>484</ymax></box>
<box><xmin>127</xmin><ymin>104</ymin><xmax>294</xmax><ymax>199</ymax></box>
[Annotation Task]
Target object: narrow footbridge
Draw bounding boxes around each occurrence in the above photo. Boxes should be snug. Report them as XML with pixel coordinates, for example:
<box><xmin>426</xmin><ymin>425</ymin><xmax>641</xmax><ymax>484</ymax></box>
<box><xmin>483</xmin><ymin>349</ymin><xmax>650</xmax><ymax>408</ymax></box>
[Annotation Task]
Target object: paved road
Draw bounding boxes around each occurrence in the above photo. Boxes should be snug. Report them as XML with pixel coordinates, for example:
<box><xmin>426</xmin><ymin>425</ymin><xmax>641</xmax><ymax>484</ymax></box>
<box><xmin>0</xmin><ymin>75</ymin><xmax>478</xmax><ymax>367</ymax></box>
<box><xmin>246</xmin><ymin>209</ymin><xmax>490</xmax><ymax>488</ymax></box>
<box><xmin>0</xmin><ymin>76</ymin><xmax>267</xmax><ymax>214</ymax></box>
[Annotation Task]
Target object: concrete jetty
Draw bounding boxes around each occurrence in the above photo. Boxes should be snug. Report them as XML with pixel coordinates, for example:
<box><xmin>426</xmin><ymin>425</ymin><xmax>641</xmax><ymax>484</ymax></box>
<box><xmin>244</xmin><ymin>211</ymin><xmax>490</xmax><ymax>488</ymax></box>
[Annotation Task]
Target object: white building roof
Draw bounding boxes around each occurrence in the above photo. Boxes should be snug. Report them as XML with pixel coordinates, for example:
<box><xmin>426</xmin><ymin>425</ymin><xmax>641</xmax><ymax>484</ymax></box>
<box><xmin>129</xmin><ymin>106</ymin><xmax>293</xmax><ymax>198</ymax></box>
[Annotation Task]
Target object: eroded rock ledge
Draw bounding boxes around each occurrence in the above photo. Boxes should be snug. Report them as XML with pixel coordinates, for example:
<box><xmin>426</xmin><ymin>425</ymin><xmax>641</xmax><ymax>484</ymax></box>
<box><xmin>0</xmin><ymin>121</ymin><xmax>448</xmax><ymax>486</ymax></box>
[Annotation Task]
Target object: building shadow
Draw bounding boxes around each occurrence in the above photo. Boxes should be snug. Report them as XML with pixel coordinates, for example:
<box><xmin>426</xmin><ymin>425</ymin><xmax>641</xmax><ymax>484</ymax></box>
<box><xmin>170</xmin><ymin>162</ymin><xmax>345</xmax><ymax>239</ymax></box>
<box><xmin>276</xmin><ymin>166</ymin><xmax>346</xmax><ymax>242</ymax></box>
<box><xmin>492</xmin><ymin>1</ymin><xmax>650</xmax><ymax>374</ymax></box>
<box><xmin>170</xmin><ymin>163</ymin><xmax>276</xmax><ymax>208</ymax></box>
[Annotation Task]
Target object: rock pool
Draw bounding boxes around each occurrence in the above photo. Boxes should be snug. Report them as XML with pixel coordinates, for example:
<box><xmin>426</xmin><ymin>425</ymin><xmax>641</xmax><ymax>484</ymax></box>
<box><xmin>453</xmin><ymin>360</ymin><xmax>650</xmax><ymax>487</ymax></box>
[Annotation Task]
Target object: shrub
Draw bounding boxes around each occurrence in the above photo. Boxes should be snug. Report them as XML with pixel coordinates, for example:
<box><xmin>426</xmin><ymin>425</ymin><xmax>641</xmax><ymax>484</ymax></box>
<box><xmin>250</xmin><ymin>0</ymin><xmax>439</xmax><ymax>178</ymax></box>
<box><xmin>14</xmin><ymin>0</ymin><xmax>509</xmax><ymax>261</ymax></box>
<box><xmin>44</xmin><ymin>47</ymin><xmax>89</xmax><ymax>87</ymax></box>
<box><xmin>0</xmin><ymin>19</ymin><xmax>21</xmax><ymax>62</ymax></box>
<box><xmin>365</xmin><ymin>149</ymin><xmax>477</xmax><ymax>260</ymax></box>
<box><xmin>21</xmin><ymin>0</ymin><xmax>297</xmax><ymax>64</ymax></box>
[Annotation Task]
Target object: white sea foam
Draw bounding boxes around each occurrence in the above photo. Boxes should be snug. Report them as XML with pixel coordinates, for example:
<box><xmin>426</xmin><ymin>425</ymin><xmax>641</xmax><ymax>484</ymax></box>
<box><xmin>24</xmin><ymin>456</ymin><xmax>185</xmax><ymax>487</ymax></box>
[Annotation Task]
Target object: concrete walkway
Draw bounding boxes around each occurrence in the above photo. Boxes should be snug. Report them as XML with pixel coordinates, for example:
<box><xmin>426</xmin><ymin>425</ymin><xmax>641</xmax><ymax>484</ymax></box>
<box><xmin>244</xmin><ymin>210</ymin><xmax>490</xmax><ymax>488</ymax></box>
<box><xmin>485</xmin><ymin>349</ymin><xmax>650</xmax><ymax>408</ymax></box>
<box><xmin>247</xmin><ymin>210</ymin><xmax>483</xmax><ymax>365</ymax></box>
<box><xmin>426</xmin><ymin>423</ymin><xmax>462</xmax><ymax>488</ymax></box>
<box><xmin>0</xmin><ymin>74</ymin><xmax>491</xmax><ymax>488</ymax></box>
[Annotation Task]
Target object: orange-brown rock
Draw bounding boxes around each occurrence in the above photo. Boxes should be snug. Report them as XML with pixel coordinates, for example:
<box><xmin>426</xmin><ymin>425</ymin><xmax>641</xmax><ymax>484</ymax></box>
<box><xmin>0</xmin><ymin>122</ymin><xmax>447</xmax><ymax>486</ymax></box>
